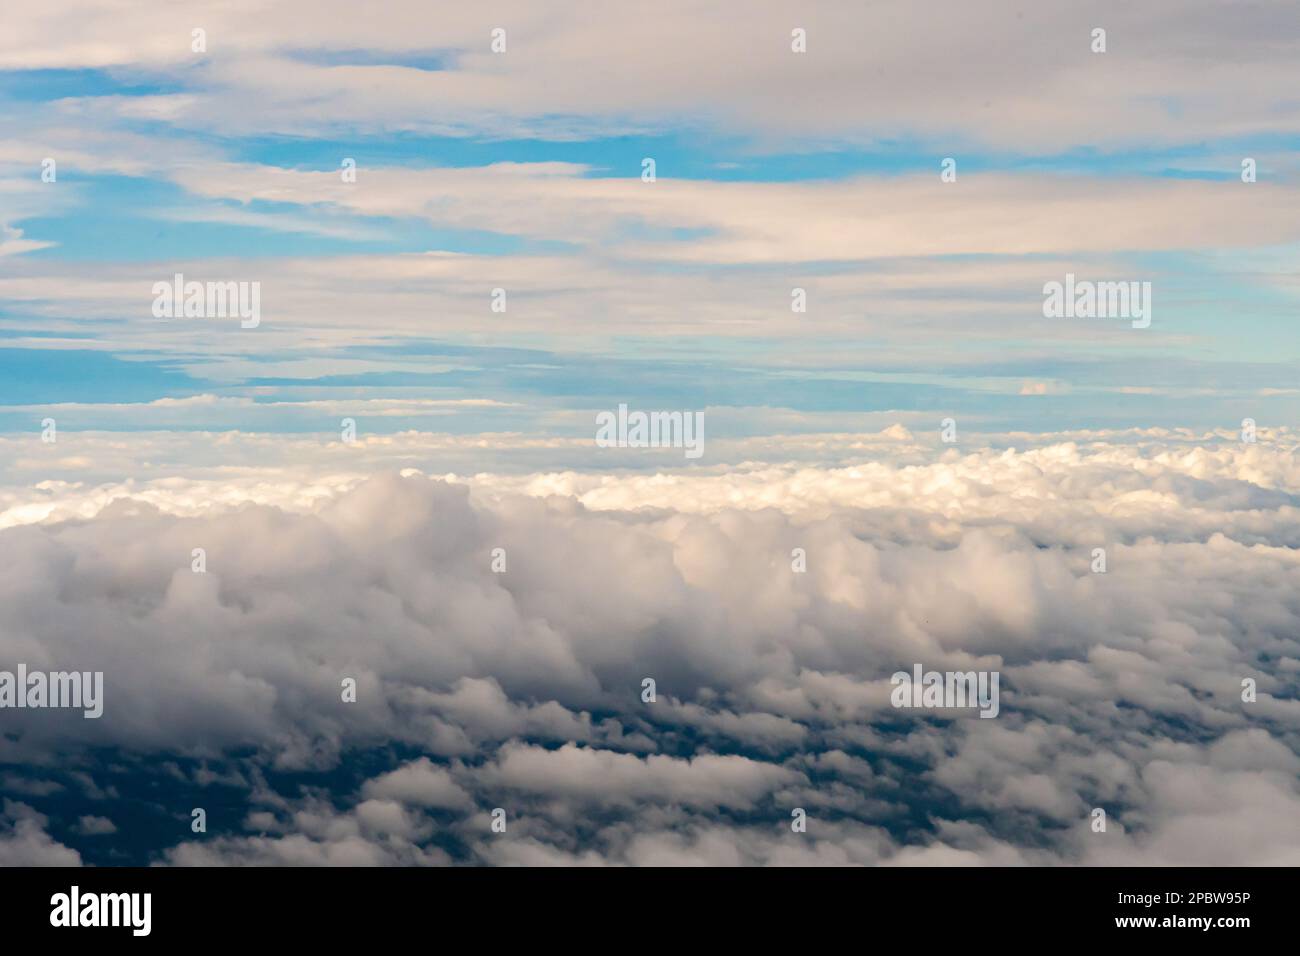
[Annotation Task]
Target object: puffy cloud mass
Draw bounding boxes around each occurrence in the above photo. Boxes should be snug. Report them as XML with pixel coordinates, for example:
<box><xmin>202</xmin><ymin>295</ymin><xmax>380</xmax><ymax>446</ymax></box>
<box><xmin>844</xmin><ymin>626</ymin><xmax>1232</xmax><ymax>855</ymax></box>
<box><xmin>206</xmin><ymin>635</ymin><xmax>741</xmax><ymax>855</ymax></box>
<box><xmin>0</xmin><ymin>431</ymin><xmax>1297</xmax><ymax>865</ymax></box>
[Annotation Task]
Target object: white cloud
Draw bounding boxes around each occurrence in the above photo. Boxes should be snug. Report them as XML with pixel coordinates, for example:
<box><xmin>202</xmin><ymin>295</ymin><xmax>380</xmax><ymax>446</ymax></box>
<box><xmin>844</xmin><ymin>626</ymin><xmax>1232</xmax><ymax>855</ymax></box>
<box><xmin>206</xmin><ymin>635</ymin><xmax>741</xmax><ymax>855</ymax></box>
<box><xmin>0</xmin><ymin>801</ymin><xmax>82</xmax><ymax>865</ymax></box>
<box><xmin>5</xmin><ymin>1</ymin><xmax>1298</xmax><ymax>150</ymax></box>
<box><xmin>0</xmin><ymin>431</ymin><xmax>1295</xmax><ymax>864</ymax></box>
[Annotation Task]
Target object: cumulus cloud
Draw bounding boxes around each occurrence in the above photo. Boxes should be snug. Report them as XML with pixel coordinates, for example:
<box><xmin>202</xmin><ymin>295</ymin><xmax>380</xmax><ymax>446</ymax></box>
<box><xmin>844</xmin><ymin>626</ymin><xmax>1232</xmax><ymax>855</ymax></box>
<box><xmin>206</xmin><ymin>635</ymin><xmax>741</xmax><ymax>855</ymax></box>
<box><xmin>0</xmin><ymin>431</ymin><xmax>1296</xmax><ymax>865</ymax></box>
<box><xmin>73</xmin><ymin>814</ymin><xmax>117</xmax><ymax>836</ymax></box>
<box><xmin>361</xmin><ymin>758</ymin><xmax>472</xmax><ymax>811</ymax></box>
<box><xmin>0</xmin><ymin>801</ymin><xmax>82</xmax><ymax>866</ymax></box>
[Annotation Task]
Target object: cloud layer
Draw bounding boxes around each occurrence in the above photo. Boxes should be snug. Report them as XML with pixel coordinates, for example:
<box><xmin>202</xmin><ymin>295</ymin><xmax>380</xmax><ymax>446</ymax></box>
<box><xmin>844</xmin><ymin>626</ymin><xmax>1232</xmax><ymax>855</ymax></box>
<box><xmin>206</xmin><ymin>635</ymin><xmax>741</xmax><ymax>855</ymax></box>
<box><xmin>5</xmin><ymin>1</ymin><xmax>1299</xmax><ymax>148</ymax></box>
<box><xmin>2</xmin><ymin>432</ymin><xmax>1296</xmax><ymax>865</ymax></box>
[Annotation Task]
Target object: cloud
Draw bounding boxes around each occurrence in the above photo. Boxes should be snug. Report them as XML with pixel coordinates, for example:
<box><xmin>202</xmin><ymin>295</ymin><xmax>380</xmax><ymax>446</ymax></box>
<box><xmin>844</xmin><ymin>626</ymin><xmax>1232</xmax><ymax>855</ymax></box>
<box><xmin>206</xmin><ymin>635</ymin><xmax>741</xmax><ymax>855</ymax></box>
<box><xmin>361</xmin><ymin>758</ymin><xmax>472</xmax><ymax>810</ymax></box>
<box><xmin>3</xmin><ymin>0</ymin><xmax>1297</xmax><ymax>869</ymax></box>
<box><xmin>478</xmin><ymin>743</ymin><xmax>803</xmax><ymax>810</ymax></box>
<box><xmin>0</xmin><ymin>801</ymin><xmax>82</xmax><ymax>865</ymax></box>
<box><xmin>5</xmin><ymin>1</ymin><xmax>1298</xmax><ymax>150</ymax></box>
<box><xmin>73</xmin><ymin>814</ymin><xmax>118</xmax><ymax>836</ymax></box>
<box><xmin>165</xmin><ymin>793</ymin><xmax>451</xmax><ymax>866</ymax></box>
<box><xmin>166</xmin><ymin>162</ymin><xmax>1300</xmax><ymax>263</ymax></box>
<box><xmin>0</xmin><ymin>432</ymin><xmax>1294</xmax><ymax>865</ymax></box>
<box><xmin>0</xmin><ymin>224</ymin><xmax>52</xmax><ymax>257</ymax></box>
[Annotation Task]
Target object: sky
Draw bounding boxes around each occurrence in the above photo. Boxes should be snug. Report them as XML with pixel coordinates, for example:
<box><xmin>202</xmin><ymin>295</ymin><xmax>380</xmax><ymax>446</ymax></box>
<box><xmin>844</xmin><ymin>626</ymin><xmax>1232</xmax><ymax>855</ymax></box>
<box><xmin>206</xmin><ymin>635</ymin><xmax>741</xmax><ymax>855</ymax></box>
<box><xmin>0</xmin><ymin>1</ymin><xmax>1297</xmax><ymax>867</ymax></box>
<box><xmin>1</xmin><ymin>0</ymin><xmax>1298</xmax><ymax>449</ymax></box>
